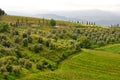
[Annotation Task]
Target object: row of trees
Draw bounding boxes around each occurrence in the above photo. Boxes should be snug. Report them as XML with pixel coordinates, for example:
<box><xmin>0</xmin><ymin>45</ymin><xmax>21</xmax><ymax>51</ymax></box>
<box><xmin>12</xmin><ymin>18</ymin><xmax>56</xmax><ymax>27</ymax></box>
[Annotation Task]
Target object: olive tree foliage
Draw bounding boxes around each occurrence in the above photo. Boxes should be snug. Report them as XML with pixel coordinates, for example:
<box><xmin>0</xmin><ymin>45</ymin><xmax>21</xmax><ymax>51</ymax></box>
<box><xmin>0</xmin><ymin>22</ymin><xmax>9</xmax><ymax>32</ymax></box>
<box><xmin>50</xmin><ymin>19</ymin><xmax>56</xmax><ymax>27</ymax></box>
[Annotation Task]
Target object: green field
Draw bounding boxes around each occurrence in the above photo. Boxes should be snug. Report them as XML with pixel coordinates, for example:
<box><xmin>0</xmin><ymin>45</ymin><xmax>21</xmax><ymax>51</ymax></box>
<box><xmin>96</xmin><ymin>44</ymin><xmax>120</xmax><ymax>53</ymax></box>
<box><xmin>18</xmin><ymin>47</ymin><xmax>120</xmax><ymax>80</ymax></box>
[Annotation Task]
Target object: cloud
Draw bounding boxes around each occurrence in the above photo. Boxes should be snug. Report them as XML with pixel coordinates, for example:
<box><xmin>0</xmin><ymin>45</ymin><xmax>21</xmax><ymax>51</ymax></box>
<box><xmin>0</xmin><ymin>0</ymin><xmax>120</xmax><ymax>11</ymax></box>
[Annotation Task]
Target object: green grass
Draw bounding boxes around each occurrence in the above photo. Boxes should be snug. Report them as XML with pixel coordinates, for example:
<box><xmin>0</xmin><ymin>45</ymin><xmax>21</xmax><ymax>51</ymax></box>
<box><xmin>18</xmin><ymin>49</ymin><xmax>120</xmax><ymax>80</ymax></box>
<box><xmin>96</xmin><ymin>44</ymin><xmax>120</xmax><ymax>53</ymax></box>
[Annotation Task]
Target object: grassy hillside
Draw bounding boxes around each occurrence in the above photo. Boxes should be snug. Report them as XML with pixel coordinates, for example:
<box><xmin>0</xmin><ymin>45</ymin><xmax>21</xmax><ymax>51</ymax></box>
<box><xmin>96</xmin><ymin>44</ymin><xmax>120</xmax><ymax>53</ymax></box>
<box><xmin>0</xmin><ymin>15</ymin><xmax>120</xmax><ymax>80</ymax></box>
<box><xmin>19</xmin><ymin>49</ymin><xmax>120</xmax><ymax>80</ymax></box>
<box><xmin>0</xmin><ymin>15</ymin><xmax>87</xmax><ymax>28</ymax></box>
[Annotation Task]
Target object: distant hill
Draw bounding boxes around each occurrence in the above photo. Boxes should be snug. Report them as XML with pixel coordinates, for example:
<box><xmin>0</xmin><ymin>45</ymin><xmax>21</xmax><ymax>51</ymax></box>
<box><xmin>6</xmin><ymin>10</ymin><xmax>120</xmax><ymax>26</ymax></box>
<box><xmin>54</xmin><ymin>10</ymin><xmax>120</xmax><ymax>26</ymax></box>
<box><xmin>34</xmin><ymin>14</ymin><xmax>68</xmax><ymax>21</ymax></box>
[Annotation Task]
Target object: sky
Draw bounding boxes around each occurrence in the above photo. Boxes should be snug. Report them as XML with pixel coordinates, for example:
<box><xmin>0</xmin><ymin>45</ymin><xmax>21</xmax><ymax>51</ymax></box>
<box><xmin>0</xmin><ymin>0</ymin><xmax>120</xmax><ymax>12</ymax></box>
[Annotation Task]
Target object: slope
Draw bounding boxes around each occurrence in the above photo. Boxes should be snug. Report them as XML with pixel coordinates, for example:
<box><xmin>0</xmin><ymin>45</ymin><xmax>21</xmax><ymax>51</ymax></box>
<box><xmin>19</xmin><ymin>49</ymin><xmax>120</xmax><ymax>80</ymax></box>
<box><xmin>96</xmin><ymin>44</ymin><xmax>120</xmax><ymax>53</ymax></box>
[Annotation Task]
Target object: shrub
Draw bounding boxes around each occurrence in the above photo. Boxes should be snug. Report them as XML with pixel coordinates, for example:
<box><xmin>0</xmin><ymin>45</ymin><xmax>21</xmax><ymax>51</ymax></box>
<box><xmin>28</xmin><ymin>36</ymin><xmax>33</xmax><ymax>43</ymax></box>
<box><xmin>38</xmin><ymin>37</ymin><xmax>43</xmax><ymax>43</ymax></box>
<box><xmin>0</xmin><ymin>66</ymin><xmax>7</xmax><ymax>73</ymax></box>
<box><xmin>77</xmin><ymin>36</ymin><xmax>91</xmax><ymax>48</ymax></box>
<box><xmin>12</xmin><ymin>30</ymin><xmax>19</xmax><ymax>35</ymax></box>
<box><xmin>0</xmin><ymin>35</ymin><xmax>7</xmax><ymax>41</ymax></box>
<box><xmin>13</xmin><ymin>66</ymin><xmax>21</xmax><ymax>75</ymax></box>
<box><xmin>45</xmin><ymin>39</ymin><xmax>51</xmax><ymax>47</ymax></box>
<box><xmin>6</xmin><ymin>64</ymin><xmax>13</xmax><ymax>72</ymax></box>
<box><xmin>14</xmin><ymin>36</ymin><xmax>20</xmax><ymax>43</ymax></box>
<box><xmin>50</xmin><ymin>19</ymin><xmax>56</xmax><ymax>27</ymax></box>
<box><xmin>23</xmin><ymin>38</ymin><xmax>28</xmax><ymax>47</ymax></box>
<box><xmin>36</xmin><ymin>61</ymin><xmax>44</xmax><ymax>70</ymax></box>
<box><xmin>25</xmin><ymin>60</ymin><xmax>32</xmax><ymax>69</ymax></box>
<box><xmin>49</xmin><ymin>43</ymin><xmax>55</xmax><ymax>50</ymax></box>
<box><xmin>22</xmin><ymin>33</ymin><xmax>27</xmax><ymax>38</ymax></box>
<box><xmin>0</xmin><ymin>22</ymin><xmax>9</xmax><ymax>32</ymax></box>
<box><xmin>2</xmin><ymin>40</ymin><xmax>11</xmax><ymax>48</ymax></box>
<box><xmin>75</xmin><ymin>43</ymin><xmax>81</xmax><ymax>51</ymax></box>
<box><xmin>19</xmin><ymin>58</ymin><xmax>26</xmax><ymax>66</ymax></box>
<box><xmin>33</xmin><ymin>44</ymin><xmax>43</xmax><ymax>53</ymax></box>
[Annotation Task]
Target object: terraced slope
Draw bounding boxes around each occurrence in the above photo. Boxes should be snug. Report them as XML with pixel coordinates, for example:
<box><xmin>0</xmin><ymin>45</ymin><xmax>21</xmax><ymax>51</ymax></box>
<box><xmin>96</xmin><ymin>44</ymin><xmax>120</xmax><ymax>53</ymax></box>
<box><xmin>19</xmin><ymin>49</ymin><xmax>120</xmax><ymax>80</ymax></box>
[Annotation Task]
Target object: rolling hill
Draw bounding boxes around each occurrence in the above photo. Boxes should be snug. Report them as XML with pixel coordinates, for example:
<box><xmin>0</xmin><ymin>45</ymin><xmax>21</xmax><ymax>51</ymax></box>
<box><xmin>18</xmin><ymin>47</ymin><xmax>120</xmax><ymax>80</ymax></box>
<box><xmin>0</xmin><ymin>14</ymin><xmax>120</xmax><ymax>80</ymax></box>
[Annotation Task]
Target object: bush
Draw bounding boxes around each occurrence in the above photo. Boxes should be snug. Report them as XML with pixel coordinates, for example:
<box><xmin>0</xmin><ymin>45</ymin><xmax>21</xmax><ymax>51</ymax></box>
<box><xmin>50</xmin><ymin>19</ymin><xmax>56</xmax><ymax>27</ymax></box>
<box><xmin>12</xmin><ymin>30</ymin><xmax>19</xmax><ymax>35</ymax></box>
<box><xmin>23</xmin><ymin>38</ymin><xmax>28</xmax><ymax>47</ymax></box>
<box><xmin>33</xmin><ymin>44</ymin><xmax>43</xmax><ymax>53</ymax></box>
<box><xmin>22</xmin><ymin>33</ymin><xmax>27</xmax><ymax>38</ymax></box>
<box><xmin>14</xmin><ymin>36</ymin><xmax>20</xmax><ymax>43</ymax></box>
<box><xmin>6</xmin><ymin>64</ymin><xmax>13</xmax><ymax>72</ymax></box>
<box><xmin>0</xmin><ymin>22</ymin><xmax>9</xmax><ymax>32</ymax></box>
<box><xmin>0</xmin><ymin>35</ymin><xmax>7</xmax><ymax>41</ymax></box>
<box><xmin>2</xmin><ymin>40</ymin><xmax>11</xmax><ymax>48</ymax></box>
<box><xmin>49</xmin><ymin>43</ymin><xmax>55</xmax><ymax>50</ymax></box>
<box><xmin>45</xmin><ymin>39</ymin><xmax>51</xmax><ymax>47</ymax></box>
<box><xmin>77</xmin><ymin>36</ymin><xmax>91</xmax><ymax>48</ymax></box>
<box><xmin>25</xmin><ymin>60</ymin><xmax>32</xmax><ymax>69</ymax></box>
<box><xmin>36</xmin><ymin>61</ymin><xmax>44</xmax><ymax>70</ymax></box>
<box><xmin>13</xmin><ymin>66</ymin><xmax>21</xmax><ymax>75</ymax></box>
<box><xmin>75</xmin><ymin>43</ymin><xmax>81</xmax><ymax>51</ymax></box>
<box><xmin>28</xmin><ymin>36</ymin><xmax>33</xmax><ymax>43</ymax></box>
<box><xmin>38</xmin><ymin>37</ymin><xmax>43</xmax><ymax>43</ymax></box>
<box><xmin>0</xmin><ymin>66</ymin><xmax>7</xmax><ymax>73</ymax></box>
<box><xmin>19</xmin><ymin>58</ymin><xmax>26</xmax><ymax>66</ymax></box>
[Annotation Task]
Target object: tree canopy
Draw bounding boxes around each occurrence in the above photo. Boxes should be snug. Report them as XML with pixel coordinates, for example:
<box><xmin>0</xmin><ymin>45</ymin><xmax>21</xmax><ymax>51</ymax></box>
<box><xmin>0</xmin><ymin>9</ymin><xmax>6</xmax><ymax>16</ymax></box>
<box><xmin>50</xmin><ymin>19</ymin><xmax>56</xmax><ymax>27</ymax></box>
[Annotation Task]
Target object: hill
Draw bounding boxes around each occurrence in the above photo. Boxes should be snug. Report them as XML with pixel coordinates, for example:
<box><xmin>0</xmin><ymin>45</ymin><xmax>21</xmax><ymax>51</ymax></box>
<box><xmin>0</xmin><ymin>15</ymin><xmax>87</xmax><ymax>27</ymax></box>
<box><xmin>18</xmin><ymin>49</ymin><xmax>120</xmax><ymax>80</ymax></box>
<box><xmin>0</xmin><ymin>15</ymin><xmax>120</xmax><ymax>80</ymax></box>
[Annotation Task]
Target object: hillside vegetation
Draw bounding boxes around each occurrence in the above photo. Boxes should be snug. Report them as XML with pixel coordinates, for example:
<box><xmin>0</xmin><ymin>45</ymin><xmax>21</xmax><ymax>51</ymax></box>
<box><xmin>18</xmin><ymin>49</ymin><xmax>120</xmax><ymax>80</ymax></box>
<box><xmin>0</xmin><ymin>14</ymin><xmax>120</xmax><ymax>80</ymax></box>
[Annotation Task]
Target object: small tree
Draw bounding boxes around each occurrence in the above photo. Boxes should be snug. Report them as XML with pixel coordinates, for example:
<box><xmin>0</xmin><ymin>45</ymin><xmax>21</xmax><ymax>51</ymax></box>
<box><xmin>0</xmin><ymin>8</ymin><xmax>6</xmax><ymax>16</ymax></box>
<box><xmin>25</xmin><ymin>60</ymin><xmax>32</xmax><ymax>69</ymax></box>
<box><xmin>13</xmin><ymin>66</ymin><xmax>21</xmax><ymax>76</ymax></box>
<box><xmin>36</xmin><ymin>61</ymin><xmax>44</xmax><ymax>70</ymax></box>
<box><xmin>6</xmin><ymin>64</ymin><xmax>13</xmax><ymax>72</ymax></box>
<box><xmin>50</xmin><ymin>19</ymin><xmax>56</xmax><ymax>27</ymax></box>
<box><xmin>38</xmin><ymin>37</ymin><xmax>43</xmax><ymax>43</ymax></box>
<box><xmin>23</xmin><ymin>38</ymin><xmax>28</xmax><ymax>47</ymax></box>
<box><xmin>0</xmin><ymin>22</ymin><xmax>9</xmax><ymax>32</ymax></box>
<box><xmin>33</xmin><ymin>44</ymin><xmax>43</xmax><ymax>53</ymax></box>
<box><xmin>22</xmin><ymin>33</ymin><xmax>27</xmax><ymax>38</ymax></box>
